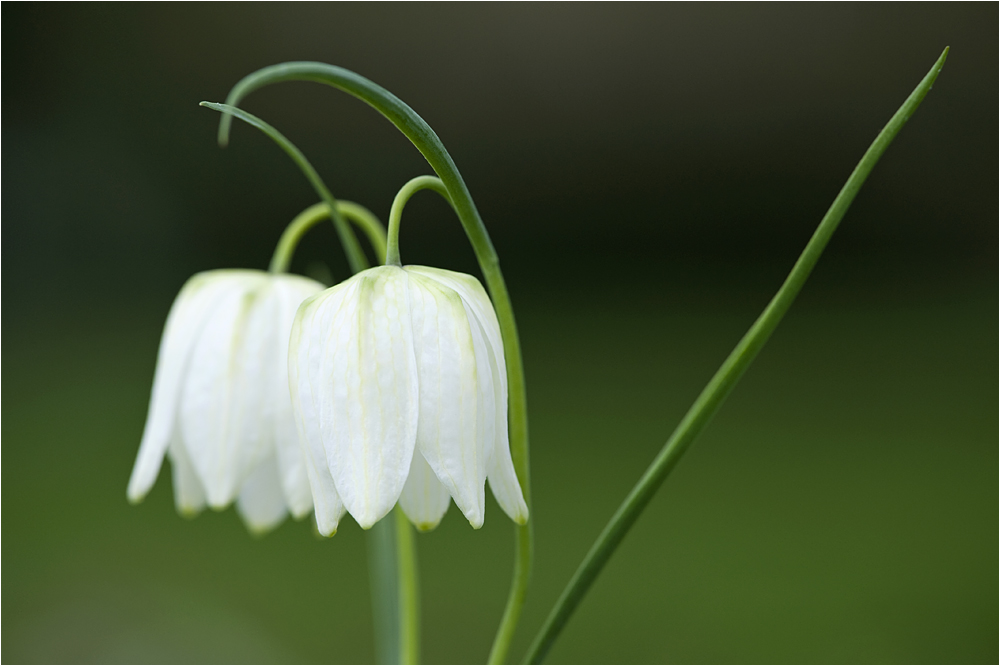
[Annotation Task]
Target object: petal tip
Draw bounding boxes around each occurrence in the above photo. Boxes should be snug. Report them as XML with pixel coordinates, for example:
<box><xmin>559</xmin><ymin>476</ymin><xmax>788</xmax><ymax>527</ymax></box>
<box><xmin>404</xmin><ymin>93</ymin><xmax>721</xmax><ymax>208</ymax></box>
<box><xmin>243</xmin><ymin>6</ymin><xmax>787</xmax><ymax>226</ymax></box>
<box><xmin>354</xmin><ymin>505</ymin><xmax>392</xmax><ymax>531</ymax></box>
<box><xmin>177</xmin><ymin>505</ymin><xmax>202</xmax><ymax>519</ymax></box>
<box><xmin>245</xmin><ymin>523</ymin><xmax>274</xmax><ymax>538</ymax></box>
<box><xmin>354</xmin><ymin>507</ymin><xmax>381</xmax><ymax>530</ymax></box>
<box><xmin>313</xmin><ymin>524</ymin><xmax>337</xmax><ymax>539</ymax></box>
<box><xmin>126</xmin><ymin>472</ymin><xmax>154</xmax><ymax>505</ymax></box>
<box><xmin>311</xmin><ymin>511</ymin><xmax>340</xmax><ymax>537</ymax></box>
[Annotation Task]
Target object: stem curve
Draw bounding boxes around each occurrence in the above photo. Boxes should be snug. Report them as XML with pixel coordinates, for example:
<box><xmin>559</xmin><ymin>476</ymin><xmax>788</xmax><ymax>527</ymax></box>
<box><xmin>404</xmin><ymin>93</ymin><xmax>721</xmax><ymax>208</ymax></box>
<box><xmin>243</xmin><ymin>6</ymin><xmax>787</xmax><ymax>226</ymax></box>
<box><xmin>215</xmin><ymin>62</ymin><xmax>533</xmax><ymax>664</ymax></box>
<box><xmin>270</xmin><ymin>200</ymin><xmax>388</xmax><ymax>274</ymax></box>
<box><xmin>386</xmin><ymin>176</ymin><xmax>453</xmax><ymax>266</ymax></box>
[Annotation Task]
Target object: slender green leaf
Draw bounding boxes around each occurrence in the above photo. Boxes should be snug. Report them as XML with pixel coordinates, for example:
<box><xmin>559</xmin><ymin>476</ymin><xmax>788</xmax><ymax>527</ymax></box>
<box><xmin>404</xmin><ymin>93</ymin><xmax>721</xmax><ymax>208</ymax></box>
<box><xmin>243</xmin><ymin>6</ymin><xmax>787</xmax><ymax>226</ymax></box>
<box><xmin>523</xmin><ymin>46</ymin><xmax>949</xmax><ymax>665</ymax></box>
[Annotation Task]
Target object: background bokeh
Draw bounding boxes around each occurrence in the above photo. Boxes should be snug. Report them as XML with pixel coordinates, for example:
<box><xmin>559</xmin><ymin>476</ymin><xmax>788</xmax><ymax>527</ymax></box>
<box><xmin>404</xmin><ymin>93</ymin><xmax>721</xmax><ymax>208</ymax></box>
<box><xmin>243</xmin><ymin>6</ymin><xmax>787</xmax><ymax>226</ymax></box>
<box><xmin>3</xmin><ymin>4</ymin><xmax>996</xmax><ymax>664</ymax></box>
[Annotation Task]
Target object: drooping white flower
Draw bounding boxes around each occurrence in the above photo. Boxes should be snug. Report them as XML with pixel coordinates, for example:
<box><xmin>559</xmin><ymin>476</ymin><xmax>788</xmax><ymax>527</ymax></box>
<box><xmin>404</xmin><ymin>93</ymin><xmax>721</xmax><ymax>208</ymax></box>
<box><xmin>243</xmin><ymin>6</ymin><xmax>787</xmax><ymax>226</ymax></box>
<box><xmin>127</xmin><ymin>269</ymin><xmax>325</xmax><ymax>534</ymax></box>
<box><xmin>289</xmin><ymin>265</ymin><xmax>529</xmax><ymax>534</ymax></box>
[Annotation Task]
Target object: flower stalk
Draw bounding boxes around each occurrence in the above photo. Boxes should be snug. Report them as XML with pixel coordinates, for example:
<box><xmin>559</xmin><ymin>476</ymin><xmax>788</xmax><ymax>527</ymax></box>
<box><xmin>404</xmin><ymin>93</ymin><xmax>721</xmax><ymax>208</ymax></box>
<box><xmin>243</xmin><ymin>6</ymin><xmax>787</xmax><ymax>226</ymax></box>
<box><xmin>396</xmin><ymin>508</ymin><xmax>420</xmax><ymax>665</ymax></box>
<box><xmin>367</xmin><ymin>516</ymin><xmax>401</xmax><ymax>665</ymax></box>
<box><xmin>204</xmin><ymin>100</ymin><xmax>423</xmax><ymax>662</ymax></box>
<box><xmin>366</xmin><ymin>510</ymin><xmax>420</xmax><ymax>665</ymax></box>
<box><xmin>385</xmin><ymin>176</ymin><xmax>453</xmax><ymax>267</ymax></box>
<box><xmin>213</xmin><ymin>63</ymin><xmax>534</xmax><ymax>664</ymax></box>
<box><xmin>270</xmin><ymin>200</ymin><xmax>388</xmax><ymax>274</ymax></box>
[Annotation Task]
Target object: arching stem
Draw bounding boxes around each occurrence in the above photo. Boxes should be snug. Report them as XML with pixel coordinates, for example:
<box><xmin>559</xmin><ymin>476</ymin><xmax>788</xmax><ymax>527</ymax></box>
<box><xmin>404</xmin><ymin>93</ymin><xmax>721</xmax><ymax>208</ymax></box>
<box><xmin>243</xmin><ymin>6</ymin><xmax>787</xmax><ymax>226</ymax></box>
<box><xmin>212</xmin><ymin>63</ymin><xmax>534</xmax><ymax>664</ymax></box>
<box><xmin>385</xmin><ymin>176</ymin><xmax>453</xmax><ymax>267</ymax></box>
<box><xmin>270</xmin><ymin>200</ymin><xmax>388</xmax><ymax>274</ymax></box>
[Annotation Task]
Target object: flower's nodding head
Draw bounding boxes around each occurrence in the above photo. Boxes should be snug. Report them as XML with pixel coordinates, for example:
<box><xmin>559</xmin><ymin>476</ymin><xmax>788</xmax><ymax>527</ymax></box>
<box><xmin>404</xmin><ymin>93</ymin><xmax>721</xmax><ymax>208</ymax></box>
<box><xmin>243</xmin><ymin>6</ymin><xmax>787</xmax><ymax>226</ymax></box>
<box><xmin>127</xmin><ymin>269</ymin><xmax>325</xmax><ymax>534</ymax></box>
<box><xmin>290</xmin><ymin>264</ymin><xmax>528</xmax><ymax>535</ymax></box>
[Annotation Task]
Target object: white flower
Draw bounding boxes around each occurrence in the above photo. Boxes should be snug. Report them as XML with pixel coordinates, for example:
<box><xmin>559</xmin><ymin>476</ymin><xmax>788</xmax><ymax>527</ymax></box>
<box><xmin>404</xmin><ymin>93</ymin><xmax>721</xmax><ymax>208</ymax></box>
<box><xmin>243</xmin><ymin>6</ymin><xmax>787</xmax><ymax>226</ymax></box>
<box><xmin>127</xmin><ymin>269</ymin><xmax>325</xmax><ymax>534</ymax></box>
<box><xmin>289</xmin><ymin>265</ymin><xmax>529</xmax><ymax>534</ymax></box>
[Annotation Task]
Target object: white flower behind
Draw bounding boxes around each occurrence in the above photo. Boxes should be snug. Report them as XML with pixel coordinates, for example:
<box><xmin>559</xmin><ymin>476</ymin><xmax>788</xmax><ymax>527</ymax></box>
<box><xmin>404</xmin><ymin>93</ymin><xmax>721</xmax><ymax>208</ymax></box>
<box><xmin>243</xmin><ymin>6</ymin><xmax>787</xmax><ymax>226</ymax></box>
<box><xmin>289</xmin><ymin>264</ymin><xmax>529</xmax><ymax>534</ymax></box>
<box><xmin>127</xmin><ymin>269</ymin><xmax>325</xmax><ymax>534</ymax></box>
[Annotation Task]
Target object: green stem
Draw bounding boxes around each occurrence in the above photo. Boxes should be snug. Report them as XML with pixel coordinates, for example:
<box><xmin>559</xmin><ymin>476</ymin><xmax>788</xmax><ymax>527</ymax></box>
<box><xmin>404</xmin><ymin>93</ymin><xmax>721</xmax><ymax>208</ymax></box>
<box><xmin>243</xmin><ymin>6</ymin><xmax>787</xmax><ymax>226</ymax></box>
<box><xmin>488</xmin><ymin>522</ymin><xmax>533</xmax><ymax>664</ymax></box>
<box><xmin>214</xmin><ymin>63</ymin><xmax>534</xmax><ymax>664</ymax></box>
<box><xmin>269</xmin><ymin>201</ymin><xmax>388</xmax><ymax>274</ymax></box>
<box><xmin>383</xmin><ymin>174</ymin><xmax>532</xmax><ymax>665</ymax></box>
<box><xmin>396</xmin><ymin>508</ymin><xmax>420</xmax><ymax>665</ymax></box>
<box><xmin>367</xmin><ymin>519</ymin><xmax>401</xmax><ymax>665</ymax></box>
<box><xmin>522</xmin><ymin>47</ymin><xmax>948</xmax><ymax>664</ymax></box>
<box><xmin>200</xmin><ymin>101</ymin><xmax>370</xmax><ymax>274</ymax></box>
<box><xmin>386</xmin><ymin>176</ymin><xmax>453</xmax><ymax>266</ymax></box>
<box><xmin>366</xmin><ymin>510</ymin><xmax>421</xmax><ymax>665</ymax></box>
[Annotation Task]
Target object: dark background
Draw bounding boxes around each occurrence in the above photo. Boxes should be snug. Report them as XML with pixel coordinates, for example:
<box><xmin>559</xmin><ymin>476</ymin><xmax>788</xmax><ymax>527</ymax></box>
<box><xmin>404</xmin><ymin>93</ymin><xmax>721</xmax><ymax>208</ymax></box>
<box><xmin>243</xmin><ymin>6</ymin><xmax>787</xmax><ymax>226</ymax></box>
<box><xmin>3</xmin><ymin>4</ymin><xmax>996</xmax><ymax>663</ymax></box>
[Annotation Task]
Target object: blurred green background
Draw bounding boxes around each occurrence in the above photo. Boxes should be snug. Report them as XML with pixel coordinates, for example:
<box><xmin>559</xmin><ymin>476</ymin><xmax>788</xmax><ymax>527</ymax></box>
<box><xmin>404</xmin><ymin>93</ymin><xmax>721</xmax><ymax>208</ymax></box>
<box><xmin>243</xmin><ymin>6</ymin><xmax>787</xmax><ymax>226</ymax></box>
<box><xmin>3</xmin><ymin>4</ymin><xmax>996</xmax><ymax>664</ymax></box>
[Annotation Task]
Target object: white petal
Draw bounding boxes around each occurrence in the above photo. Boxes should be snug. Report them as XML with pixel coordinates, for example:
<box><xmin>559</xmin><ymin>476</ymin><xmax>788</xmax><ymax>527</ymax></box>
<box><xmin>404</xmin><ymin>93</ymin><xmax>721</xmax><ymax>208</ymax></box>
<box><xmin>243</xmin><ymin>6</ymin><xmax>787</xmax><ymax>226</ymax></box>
<box><xmin>398</xmin><ymin>449</ymin><xmax>451</xmax><ymax>531</ymax></box>
<box><xmin>167</xmin><ymin>434</ymin><xmax>207</xmax><ymax>516</ymax></box>
<box><xmin>235</xmin><ymin>453</ymin><xmax>289</xmax><ymax>534</ymax></box>
<box><xmin>475</xmin><ymin>307</ymin><xmax>528</xmax><ymax>524</ymax></box>
<box><xmin>405</xmin><ymin>266</ymin><xmax>508</xmax><ymax>405</ymax></box>
<box><xmin>179</xmin><ymin>272</ymin><xmax>273</xmax><ymax>508</ymax></box>
<box><xmin>128</xmin><ymin>272</ymin><xmax>241</xmax><ymax>503</ymax></box>
<box><xmin>319</xmin><ymin>267</ymin><xmax>418</xmax><ymax>529</ymax></box>
<box><xmin>407</xmin><ymin>272</ymin><xmax>487</xmax><ymax>528</ymax></box>
<box><xmin>289</xmin><ymin>287</ymin><xmax>348</xmax><ymax>536</ymax></box>
<box><xmin>409</xmin><ymin>266</ymin><xmax>527</xmax><ymax>523</ymax></box>
<box><xmin>269</xmin><ymin>275</ymin><xmax>324</xmax><ymax>519</ymax></box>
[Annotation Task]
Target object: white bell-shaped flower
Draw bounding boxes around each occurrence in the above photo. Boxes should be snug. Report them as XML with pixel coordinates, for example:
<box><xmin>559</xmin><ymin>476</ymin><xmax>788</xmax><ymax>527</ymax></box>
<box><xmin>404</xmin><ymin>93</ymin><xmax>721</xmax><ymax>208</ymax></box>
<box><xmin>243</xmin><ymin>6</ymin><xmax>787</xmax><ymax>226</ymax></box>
<box><xmin>289</xmin><ymin>265</ymin><xmax>529</xmax><ymax>534</ymax></box>
<box><xmin>127</xmin><ymin>269</ymin><xmax>325</xmax><ymax>534</ymax></box>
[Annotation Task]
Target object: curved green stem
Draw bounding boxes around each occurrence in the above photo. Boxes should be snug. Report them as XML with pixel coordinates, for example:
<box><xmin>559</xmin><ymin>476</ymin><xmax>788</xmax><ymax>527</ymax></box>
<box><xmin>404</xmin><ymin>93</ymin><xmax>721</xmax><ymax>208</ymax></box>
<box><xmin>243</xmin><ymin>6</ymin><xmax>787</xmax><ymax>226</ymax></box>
<box><xmin>384</xmin><ymin>173</ymin><xmax>530</xmax><ymax>664</ymax></box>
<box><xmin>523</xmin><ymin>47</ymin><xmax>948</xmax><ymax>664</ymax></box>
<box><xmin>270</xmin><ymin>201</ymin><xmax>388</xmax><ymax>274</ymax></box>
<box><xmin>215</xmin><ymin>62</ymin><xmax>533</xmax><ymax>664</ymax></box>
<box><xmin>200</xmin><ymin>101</ymin><xmax>370</xmax><ymax>274</ymax></box>
<box><xmin>386</xmin><ymin>176</ymin><xmax>453</xmax><ymax>266</ymax></box>
<box><xmin>488</xmin><ymin>521</ymin><xmax>532</xmax><ymax>664</ymax></box>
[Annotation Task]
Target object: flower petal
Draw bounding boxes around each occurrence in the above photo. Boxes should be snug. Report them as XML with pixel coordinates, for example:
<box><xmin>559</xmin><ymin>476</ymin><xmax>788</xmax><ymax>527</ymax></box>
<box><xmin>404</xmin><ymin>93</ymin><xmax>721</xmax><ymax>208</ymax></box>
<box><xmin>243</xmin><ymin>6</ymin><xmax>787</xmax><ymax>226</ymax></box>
<box><xmin>289</xmin><ymin>286</ymin><xmax>348</xmax><ymax>536</ymax></box>
<box><xmin>398</xmin><ymin>449</ymin><xmax>451</xmax><ymax>531</ymax></box>
<box><xmin>270</xmin><ymin>275</ymin><xmax>324</xmax><ymax>519</ymax></box>
<box><xmin>318</xmin><ymin>267</ymin><xmax>418</xmax><ymax>529</ymax></box>
<box><xmin>236</xmin><ymin>453</ymin><xmax>289</xmax><ymax>535</ymax></box>
<box><xmin>128</xmin><ymin>272</ymin><xmax>240</xmax><ymax>503</ymax></box>
<box><xmin>475</xmin><ymin>303</ymin><xmax>528</xmax><ymax>524</ymax></box>
<box><xmin>168</xmin><ymin>434</ymin><xmax>207</xmax><ymax>517</ymax></box>
<box><xmin>407</xmin><ymin>271</ymin><xmax>487</xmax><ymax>528</ymax></box>
<box><xmin>409</xmin><ymin>266</ymin><xmax>527</xmax><ymax>523</ymax></box>
<box><xmin>179</xmin><ymin>273</ymin><xmax>273</xmax><ymax>508</ymax></box>
<box><xmin>404</xmin><ymin>266</ymin><xmax>507</xmax><ymax>402</ymax></box>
